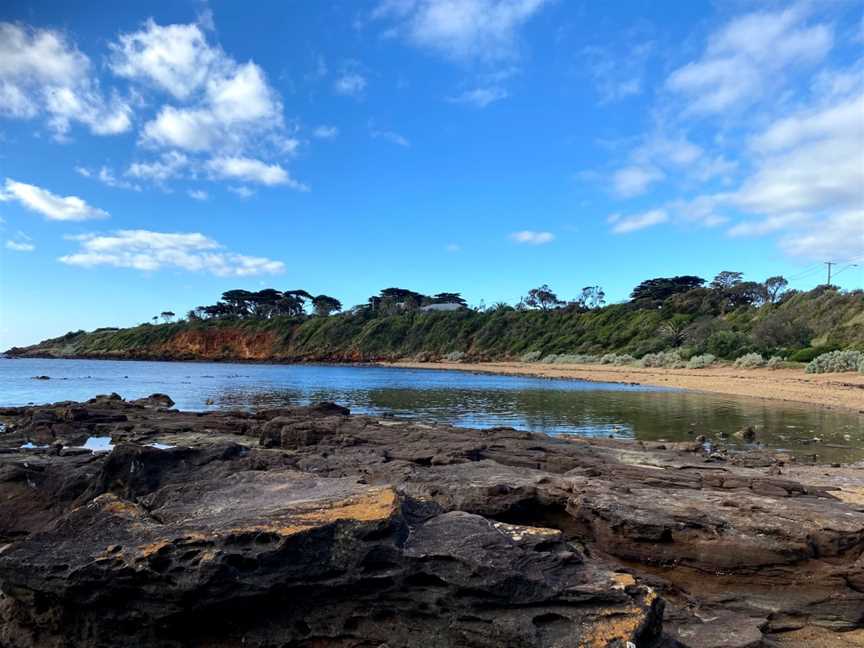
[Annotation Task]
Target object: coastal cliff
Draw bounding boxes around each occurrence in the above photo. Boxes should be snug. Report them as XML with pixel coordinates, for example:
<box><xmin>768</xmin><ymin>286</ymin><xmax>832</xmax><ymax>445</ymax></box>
<box><xmin>6</xmin><ymin>285</ymin><xmax>864</xmax><ymax>364</ymax></box>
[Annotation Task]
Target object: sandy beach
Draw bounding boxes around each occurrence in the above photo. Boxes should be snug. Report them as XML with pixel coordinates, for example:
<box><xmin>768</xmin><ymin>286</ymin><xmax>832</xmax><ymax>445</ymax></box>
<box><xmin>384</xmin><ymin>361</ymin><xmax>864</xmax><ymax>412</ymax></box>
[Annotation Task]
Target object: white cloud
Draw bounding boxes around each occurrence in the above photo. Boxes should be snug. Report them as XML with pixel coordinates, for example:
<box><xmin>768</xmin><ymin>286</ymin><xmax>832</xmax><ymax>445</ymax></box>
<box><xmin>780</xmin><ymin>211</ymin><xmax>864</xmax><ymax>261</ymax></box>
<box><xmin>580</xmin><ymin>41</ymin><xmax>653</xmax><ymax>103</ymax></box>
<box><xmin>447</xmin><ymin>86</ymin><xmax>508</xmax><ymax>107</ymax></box>
<box><xmin>333</xmin><ymin>73</ymin><xmax>367</xmax><ymax>97</ymax></box>
<box><xmin>313</xmin><ymin>125</ymin><xmax>339</xmax><ymax>139</ymax></box>
<box><xmin>108</xmin><ymin>20</ymin><xmax>219</xmax><ymax>100</ymax></box>
<box><xmin>188</xmin><ymin>189</ymin><xmax>208</xmax><ymax>201</ymax></box>
<box><xmin>608</xmin><ymin>209</ymin><xmax>668</xmax><ymax>234</ymax></box>
<box><xmin>0</xmin><ymin>178</ymin><xmax>109</xmax><ymax>221</ymax></box>
<box><xmin>113</xmin><ymin>19</ymin><xmax>284</xmax><ymax>156</ymax></box>
<box><xmin>6</xmin><ymin>240</ymin><xmax>35</xmax><ymax>252</ymax></box>
<box><xmin>207</xmin><ymin>156</ymin><xmax>308</xmax><ymax>189</ymax></box>
<box><xmin>126</xmin><ymin>151</ymin><xmax>189</xmax><ymax>182</ymax></box>
<box><xmin>734</xmin><ymin>92</ymin><xmax>864</xmax><ymax>216</ymax></box>
<box><xmin>612</xmin><ymin>165</ymin><xmax>664</xmax><ymax>198</ymax></box>
<box><xmin>76</xmin><ymin>165</ymin><xmax>141</xmax><ymax>191</ymax></box>
<box><xmin>509</xmin><ymin>230</ymin><xmax>554</xmax><ymax>245</ymax></box>
<box><xmin>228</xmin><ymin>186</ymin><xmax>255</xmax><ymax>198</ymax></box>
<box><xmin>666</xmin><ymin>5</ymin><xmax>832</xmax><ymax>114</ymax></box>
<box><xmin>0</xmin><ymin>22</ymin><xmax>131</xmax><ymax>137</ymax></box>
<box><xmin>59</xmin><ymin>230</ymin><xmax>285</xmax><ymax>276</ymax></box>
<box><xmin>371</xmin><ymin>127</ymin><xmax>410</xmax><ymax>147</ymax></box>
<box><xmin>373</xmin><ymin>0</ymin><xmax>548</xmax><ymax>62</ymax></box>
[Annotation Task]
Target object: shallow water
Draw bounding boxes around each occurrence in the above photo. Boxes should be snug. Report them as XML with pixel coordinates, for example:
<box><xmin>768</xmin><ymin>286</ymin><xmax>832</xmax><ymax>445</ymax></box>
<box><xmin>1</xmin><ymin>358</ymin><xmax>862</xmax><ymax>462</ymax></box>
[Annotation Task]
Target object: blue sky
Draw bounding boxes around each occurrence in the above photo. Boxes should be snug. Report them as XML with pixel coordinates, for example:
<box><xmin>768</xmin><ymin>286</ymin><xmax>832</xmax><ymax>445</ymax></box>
<box><xmin>0</xmin><ymin>0</ymin><xmax>862</xmax><ymax>348</ymax></box>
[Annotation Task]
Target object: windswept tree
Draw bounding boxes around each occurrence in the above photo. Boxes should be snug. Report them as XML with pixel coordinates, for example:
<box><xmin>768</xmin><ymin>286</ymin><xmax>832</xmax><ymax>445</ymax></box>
<box><xmin>710</xmin><ymin>271</ymin><xmax>743</xmax><ymax>291</ymax></box>
<box><xmin>312</xmin><ymin>294</ymin><xmax>342</xmax><ymax>317</ymax></box>
<box><xmin>431</xmin><ymin>292</ymin><xmax>467</xmax><ymax>306</ymax></box>
<box><xmin>523</xmin><ymin>284</ymin><xmax>564</xmax><ymax>311</ymax></box>
<box><xmin>578</xmin><ymin>285</ymin><xmax>606</xmax><ymax>309</ymax></box>
<box><xmin>249</xmin><ymin>289</ymin><xmax>283</xmax><ymax>318</ymax></box>
<box><xmin>630</xmin><ymin>276</ymin><xmax>705</xmax><ymax>304</ymax></box>
<box><xmin>160</xmin><ymin>311</ymin><xmax>176</xmax><ymax>323</ymax></box>
<box><xmin>764</xmin><ymin>276</ymin><xmax>788</xmax><ymax>304</ymax></box>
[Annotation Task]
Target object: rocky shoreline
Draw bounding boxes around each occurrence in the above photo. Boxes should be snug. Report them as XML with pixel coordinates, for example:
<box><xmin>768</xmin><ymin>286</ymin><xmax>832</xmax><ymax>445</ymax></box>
<box><xmin>0</xmin><ymin>394</ymin><xmax>862</xmax><ymax>647</ymax></box>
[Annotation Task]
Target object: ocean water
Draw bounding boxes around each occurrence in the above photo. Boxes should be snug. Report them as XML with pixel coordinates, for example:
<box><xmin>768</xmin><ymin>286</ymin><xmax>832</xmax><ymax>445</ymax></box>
<box><xmin>1</xmin><ymin>357</ymin><xmax>862</xmax><ymax>462</ymax></box>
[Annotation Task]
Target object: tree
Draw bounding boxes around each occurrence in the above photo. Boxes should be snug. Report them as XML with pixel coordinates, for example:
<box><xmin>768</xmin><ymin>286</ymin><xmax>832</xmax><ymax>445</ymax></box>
<box><xmin>658</xmin><ymin>314</ymin><xmax>691</xmax><ymax>347</ymax></box>
<box><xmin>312</xmin><ymin>294</ymin><xmax>342</xmax><ymax>317</ymax></box>
<box><xmin>726</xmin><ymin>281</ymin><xmax>768</xmax><ymax>309</ymax></box>
<box><xmin>578</xmin><ymin>285</ymin><xmax>606</xmax><ymax>309</ymax></box>
<box><xmin>221</xmin><ymin>289</ymin><xmax>256</xmax><ymax>317</ymax></box>
<box><xmin>160</xmin><ymin>311</ymin><xmax>175</xmax><ymax>323</ymax></box>
<box><xmin>710</xmin><ymin>271</ymin><xmax>743</xmax><ymax>291</ymax></box>
<box><xmin>630</xmin><ymin>276</ymin><xmax>705</xmax><ymax>303</ymax></box>
<box><xmin>523</xmin><ymin>284</ymin><xmax>564</xmax><ymax>311</ymax></box>
<box><xmin>151</xmin><ymin>316</ymin><xmax>158</xmax><ymax>324</ymax></box>
<box><xmin>764</xmin><ymin>276</ymin><xmax>788</xmax><ymax>304</ymax></box>
<box><xmin>249</xmin><ymin>289</ymin><xmax>283</xmax><ymax>319</ymax></box>
<box><xmin>186</xmin><ymin>309</ymin><xmax>200</xmax><ymax>321</ymax></box>
<box><xmin>431</xmin><ymin>292</ymin><xmax>467</xmax><ymax>306</ymax></box>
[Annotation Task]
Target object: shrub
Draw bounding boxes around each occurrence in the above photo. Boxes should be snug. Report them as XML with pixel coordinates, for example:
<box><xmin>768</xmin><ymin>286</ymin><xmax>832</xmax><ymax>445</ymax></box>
<box><xmin>705</xmin><ymin>330</ymin><xmax>752</xmax><ymax>359</ymax></box>
<box><xmin>520</xmin><ymin>350</ymin><xmax>542</xmax><ymax>363</ymax></box>
<box><xmin>766</xmin><ymin>356</ymin><xmax>785</xmax><ymax>370</ymax></box>
<box><xmin>637</xmin><ymin>350</ymin><xmax>682</xmax><ymax>368</ymax></box>
<box><xmin>601</xmin><ymin>353</ymin><xmax>635</xmax><ymax>366</ymax></box>
<box><xmin>788</xmin><ymin>345</ymin><xmax>840</xmax><ymax>363</ymax></box>
<box><xmin>686</xmin><ymin>354</ymin><xmax>716</xmax><ymax>369</ymax></box>
<box><xmin>805</xmin><ymin>350</ymin><xmax>864</xmax><ymax>374</ymax></box>
<box><xmin>545</xmin><ymin>354</ymin><xmax>598</xmax><ymax>364</ymax></box>
<box><xmin>734</xmin><ymin>352</ymin><xmax>765</xmax><ymax>368</ymax></box>
<box><xmin>443</xmin><ymin>351</ymin><xmax>466</xmax><ymax>362</ymax></box>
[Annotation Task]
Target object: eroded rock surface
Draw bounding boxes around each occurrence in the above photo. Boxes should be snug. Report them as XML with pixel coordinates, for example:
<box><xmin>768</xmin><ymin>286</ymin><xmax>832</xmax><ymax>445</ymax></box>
<box><xmin>0</xmin><ymin>396</ymin><xmax>862</xmax><ymax>647</ymax></box>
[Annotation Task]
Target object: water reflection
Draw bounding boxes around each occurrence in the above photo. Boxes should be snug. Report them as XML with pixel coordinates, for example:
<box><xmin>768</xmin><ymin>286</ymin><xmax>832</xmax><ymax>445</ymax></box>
<box><xmin>2</xmin><ymin>358</ymin><xmax>861</xmax><ymax>463</ymax></box>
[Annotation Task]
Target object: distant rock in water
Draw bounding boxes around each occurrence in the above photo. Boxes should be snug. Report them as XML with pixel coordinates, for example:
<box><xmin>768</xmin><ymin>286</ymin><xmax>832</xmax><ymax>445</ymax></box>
<box><xmin>30</xmin><ymin>375</ymin><xmax>50</xmax><ymax>380</ymax></box>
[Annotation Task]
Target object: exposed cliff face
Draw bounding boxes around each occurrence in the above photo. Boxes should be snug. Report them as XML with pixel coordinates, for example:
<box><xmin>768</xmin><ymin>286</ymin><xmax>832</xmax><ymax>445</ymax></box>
<box><xmin>0</xmin><ymin>395</ymin><xmax>862</xmax><ymax>646</ymax></box>
<box><xmin>156</xmin><ymin>327</ymin><xmax>281</xmax><ymax>360</ymax></box>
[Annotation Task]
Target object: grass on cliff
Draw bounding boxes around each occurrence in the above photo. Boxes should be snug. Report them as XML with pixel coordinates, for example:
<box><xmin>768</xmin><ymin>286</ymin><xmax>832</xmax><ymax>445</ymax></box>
<box><xmin>12</xmin><ymin>286</ymin><xmax>864</xmax><ymax>362</ymax></box>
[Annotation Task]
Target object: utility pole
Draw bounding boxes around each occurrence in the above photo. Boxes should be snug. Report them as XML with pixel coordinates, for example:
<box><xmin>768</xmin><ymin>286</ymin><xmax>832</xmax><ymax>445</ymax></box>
<box><xmin>825</xmin><ymin>261</ymin><xmax>835</xmax><ymax>286</ymax></box>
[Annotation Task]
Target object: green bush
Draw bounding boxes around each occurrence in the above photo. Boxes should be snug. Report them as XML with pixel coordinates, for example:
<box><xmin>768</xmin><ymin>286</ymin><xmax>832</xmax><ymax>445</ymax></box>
<box><xmin>788</xmin><ymin>345</ymin><xmax>840</xmax><ymax>363</ymax></box>
<box><xmin>805</xmin><ymin>350</ymin><xmax>864</xmax><ymax>374</ymax></box>
<box><xmin>704</xmin><ymin>330</ymin><xmax>752</xmax><ymax>359</ymax></box>
<box><xmin>443</xmin><ymin>351</ymin><xmax>466</xmax><ymax>362</ymax></box>
<box><xmin>520</xmin><ymin>350</ymin><xmax>542</xmax><ymax>362</ymax></box>
<box><xmin>600</xmin><ymin>353</ymin><xmax>635</xmax><ymax>365</ymax></box>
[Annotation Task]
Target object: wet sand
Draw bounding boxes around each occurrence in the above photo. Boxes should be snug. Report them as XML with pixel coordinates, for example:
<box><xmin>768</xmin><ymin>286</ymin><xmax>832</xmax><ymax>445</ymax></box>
<box><xmin>384</xmin><ymin>361</ymin><xmax>864</xmax><ymax>412</ymax></box>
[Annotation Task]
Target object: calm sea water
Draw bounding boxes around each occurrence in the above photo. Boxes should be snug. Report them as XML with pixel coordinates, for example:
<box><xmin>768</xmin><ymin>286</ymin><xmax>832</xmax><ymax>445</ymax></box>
<box><xmin>1</xmin><ymin>358</ymin><xmax>862</xmax><ymax>462</ymax></box>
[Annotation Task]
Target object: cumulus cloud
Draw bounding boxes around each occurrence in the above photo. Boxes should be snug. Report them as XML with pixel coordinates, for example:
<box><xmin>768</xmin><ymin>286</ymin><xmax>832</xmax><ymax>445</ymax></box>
<box><xmin>206</xmin><ymin>156</ymin><xmax>308</xmax><ymax>189</ymax></box>
<box><xmin>108</xmin><ymin>18</ymin><xmax>294</xmax><ymax>188</ymax></box>
<box><xmin>228</xmin><ymin>186</ymin><xmax>255</xmax><ymax>198</ymax></box>
<box><xmin>509</xmin><ymin>230</ymin><xmax>554</xmax><ymax>245</ymax></box>
<box><xmin>0</xmin><ymin>178</ymin><xmax>109</xmax><ymax>221</ymax></box>
<box><xmin>0</xmin><ymin>22</ymin><xmax>131</xmax><ymax>137</ymax></box>
<box><xmin>59</xmin><ymin>229</ymin><xmax>285</xmax><ymax>276</ymax></box>
<box><xmin>666</xmin><ymin>5</ymin><xmax>832</xmax><ymax>114</ymax></box>
<box><xmin>108</xmin><ymin>20</ymin><xmax>219</xmax><ymax>100</ymax></box>
<box><xmin>372</xmin><ymin>0</ymin><xmax>548</xmax><ymax>62</ymax></box>
<box><xmin>608</xmin><ymin>209</ymin><xmax>668</xmax><ymax>234</ymax></box>
<box><xmin>187</xmin><ymin>189</ymin><xmax>208</xmax><ymax>201</ymax></box>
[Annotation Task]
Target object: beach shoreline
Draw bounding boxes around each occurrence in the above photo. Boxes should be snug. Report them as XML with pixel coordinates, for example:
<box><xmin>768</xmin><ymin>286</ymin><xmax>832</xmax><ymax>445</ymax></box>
<box><xmin>382</xmin><ymin>360</ymin><xmax>864</xmax><ymax>412</ymax></box>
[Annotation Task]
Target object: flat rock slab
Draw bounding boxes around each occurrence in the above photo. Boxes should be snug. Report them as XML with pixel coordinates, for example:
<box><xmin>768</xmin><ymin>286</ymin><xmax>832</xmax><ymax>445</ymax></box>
<box><xmin>0</xmin><ymin>396</ymin><xmax>862</xmax><ymax>647</ymax></box>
